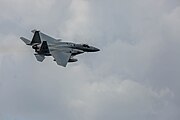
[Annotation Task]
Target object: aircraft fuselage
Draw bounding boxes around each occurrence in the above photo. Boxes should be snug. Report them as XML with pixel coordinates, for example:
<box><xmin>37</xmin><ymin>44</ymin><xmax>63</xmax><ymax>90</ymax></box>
<box><xmin>34</xmin><ymin>42</ymin><xmax>100</xmax><ymax>56</ymax></box>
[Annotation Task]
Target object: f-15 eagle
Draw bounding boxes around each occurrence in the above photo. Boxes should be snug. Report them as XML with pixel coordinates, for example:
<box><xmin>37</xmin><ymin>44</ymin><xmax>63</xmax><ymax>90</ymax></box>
<box><xmin>20</xmin><ymin>30</ymin><xmax>100</xmax><ymax>67</ymax></box>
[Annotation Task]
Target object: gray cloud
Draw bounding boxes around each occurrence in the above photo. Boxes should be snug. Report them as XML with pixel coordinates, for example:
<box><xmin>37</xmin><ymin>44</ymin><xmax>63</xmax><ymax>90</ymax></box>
<box><xmin>0</xmin><ymin>0</ymin><xmax>180</xmax><ymax>120</ymax></box>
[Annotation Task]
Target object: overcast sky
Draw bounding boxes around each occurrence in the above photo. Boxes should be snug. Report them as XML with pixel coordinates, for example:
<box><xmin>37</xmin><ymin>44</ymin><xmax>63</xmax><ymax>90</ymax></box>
<box><xmin>0</xmin><ymin>0</ymin><xmax>180</xmax><ymax>120</ymax></box>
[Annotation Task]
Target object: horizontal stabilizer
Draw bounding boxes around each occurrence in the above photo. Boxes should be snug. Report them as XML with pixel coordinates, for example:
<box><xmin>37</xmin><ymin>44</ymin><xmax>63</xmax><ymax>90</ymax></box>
<box><xmin>20</xmin><ymin>37</ymin><xmax>31</xmax><ymax>45</ymax></box>
<box><xmin>34</xmin><ymin>54</ymin><xmax>45</xmax><ymax>62</ymax></box>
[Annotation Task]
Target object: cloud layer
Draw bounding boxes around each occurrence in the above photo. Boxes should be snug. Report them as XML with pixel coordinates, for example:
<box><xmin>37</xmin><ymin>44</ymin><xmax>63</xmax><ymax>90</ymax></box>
<box><xmin>0</xmin><ymin>0</ymin><xmax>180</xmax><ymax>120</ymax></box>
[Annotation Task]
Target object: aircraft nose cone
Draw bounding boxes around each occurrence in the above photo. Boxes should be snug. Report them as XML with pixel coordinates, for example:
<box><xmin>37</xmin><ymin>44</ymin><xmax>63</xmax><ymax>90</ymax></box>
<box><xmin>94</xmin><ymin>48</ymin><xmax>100</xmax><ymax>52</ymax></box>
<box><xmin>96</xmin><ymin>48</ymin><xmax>100</xmax><ymax>51</ymax></box>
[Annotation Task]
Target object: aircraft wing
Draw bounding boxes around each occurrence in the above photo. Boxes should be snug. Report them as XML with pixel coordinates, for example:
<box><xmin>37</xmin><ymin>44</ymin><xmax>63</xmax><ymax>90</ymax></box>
<box><xmin>51</xmin><ymin>50</ymin><xmax>71</xmax><ymax>67</ymax></box>
<box><xmin>39</xmin><ymin>40</ymin><xmax>71</xmax><ymax>67</ymax></box>
<box><xmin>39</xmin><ymin>32</ymin><xmax>59</xmax><ymax>44</ymax></box>
<box><xmin>31</xmin><ymin>30</ymin><xmax>61</xmax><ymax>44</ymax></box>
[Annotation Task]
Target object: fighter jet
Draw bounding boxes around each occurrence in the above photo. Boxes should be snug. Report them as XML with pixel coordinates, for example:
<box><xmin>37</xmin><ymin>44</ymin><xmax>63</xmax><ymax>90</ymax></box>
<box><xmin>20</xmin><ymin>30</ymin><xmax>100</xmax><ymax>67</ymax></box>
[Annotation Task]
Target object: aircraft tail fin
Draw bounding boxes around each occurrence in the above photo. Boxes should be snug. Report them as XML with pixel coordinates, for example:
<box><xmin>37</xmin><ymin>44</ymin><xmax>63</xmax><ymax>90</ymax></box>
<box><xmin>31</xmin><ymin>29</ymin><xmax>36</xmax><ymax>33</ymax></box>
<box><xmin>20</xmin><ymin>37</ymin><xmax>31</xmax><ymax>45</ymax></box>
<box><xmin>34</xmin><ymin>54</ymin><xmax>45</xmax><ymax>62</ymax></box>
<box><xmin>31</xmin><ymin>31</ymin><xmax>41</xmax><ymax>45</ymax></box>
<box><xmin>39</xmin><ymin>41</ymin><xmax>50</xmax><ymax>54</ymax></box>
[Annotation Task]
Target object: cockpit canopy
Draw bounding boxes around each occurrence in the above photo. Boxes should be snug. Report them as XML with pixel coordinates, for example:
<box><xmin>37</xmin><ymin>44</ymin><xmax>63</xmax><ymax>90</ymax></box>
<box><xmin>82</xmin><ymin>44</ymin><xmax>90</xmax><ymax>48</ymax></box>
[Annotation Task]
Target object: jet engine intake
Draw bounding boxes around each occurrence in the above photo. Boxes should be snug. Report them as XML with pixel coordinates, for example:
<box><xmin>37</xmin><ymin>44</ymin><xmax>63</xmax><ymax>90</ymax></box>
<box><xmin>71</xmin><ymin>49</ymin><xmax>84</xmax><ymax>56</ymax></box>
<box><xmin>68</xmin><ymin>58</ymin><xmax>78</xmax><ymax>62</ymax></box>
